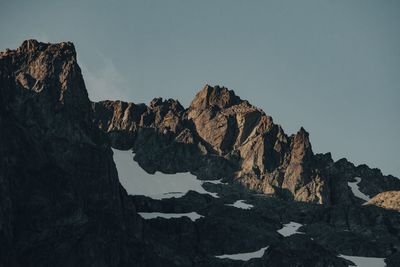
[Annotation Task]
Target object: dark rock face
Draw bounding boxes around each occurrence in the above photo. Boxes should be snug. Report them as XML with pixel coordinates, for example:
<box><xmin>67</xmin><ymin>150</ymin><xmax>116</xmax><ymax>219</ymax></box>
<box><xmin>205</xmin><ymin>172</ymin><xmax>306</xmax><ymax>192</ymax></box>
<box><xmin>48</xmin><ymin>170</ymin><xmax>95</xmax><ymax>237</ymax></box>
<box><xmin>260</xmin><ymin>235</ymin><xmax>349</xmax><ymax>267</ymax></box>
<box><xmin>1</xmin><ymin>40</ymin><xmax>400</xmax><ymax>267</ymax></box>
<box><xmin>0</xmin><ymin>40</ymin><xmax>165</xmax><ymax>266</ymax></box>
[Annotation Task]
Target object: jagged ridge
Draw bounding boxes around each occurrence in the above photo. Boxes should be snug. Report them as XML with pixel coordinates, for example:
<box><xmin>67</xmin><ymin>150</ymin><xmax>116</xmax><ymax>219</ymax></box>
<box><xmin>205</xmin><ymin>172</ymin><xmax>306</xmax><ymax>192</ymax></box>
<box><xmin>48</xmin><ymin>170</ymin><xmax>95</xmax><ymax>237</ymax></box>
<box><xmin>92</xmin><ymin>84</ymin><xmax>400</xmax><ymax>205</ymax></box>
<box><xmin>1</xmin><ymin>40</ymin><xmax>400</xmax><ymax>267</ymax></box>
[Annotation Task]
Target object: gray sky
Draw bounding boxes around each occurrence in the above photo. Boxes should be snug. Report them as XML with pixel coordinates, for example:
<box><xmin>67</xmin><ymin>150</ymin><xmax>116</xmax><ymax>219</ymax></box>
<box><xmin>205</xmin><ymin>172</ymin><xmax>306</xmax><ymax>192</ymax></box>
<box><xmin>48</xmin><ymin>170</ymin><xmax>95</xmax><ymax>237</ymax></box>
<box><xmin>1</xmin><ymin>0</ymin><xmax>399</xmax><ymax>177</ymax></box>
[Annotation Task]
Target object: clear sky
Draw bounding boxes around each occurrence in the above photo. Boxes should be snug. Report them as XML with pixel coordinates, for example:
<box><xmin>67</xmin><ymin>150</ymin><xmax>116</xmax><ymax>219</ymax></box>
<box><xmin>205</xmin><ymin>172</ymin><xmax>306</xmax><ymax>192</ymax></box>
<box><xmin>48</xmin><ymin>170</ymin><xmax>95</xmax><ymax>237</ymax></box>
<box><xmin>1</xmin><ymin>0</ymin><xmax>399</xmax><ymax>177</ymax></box>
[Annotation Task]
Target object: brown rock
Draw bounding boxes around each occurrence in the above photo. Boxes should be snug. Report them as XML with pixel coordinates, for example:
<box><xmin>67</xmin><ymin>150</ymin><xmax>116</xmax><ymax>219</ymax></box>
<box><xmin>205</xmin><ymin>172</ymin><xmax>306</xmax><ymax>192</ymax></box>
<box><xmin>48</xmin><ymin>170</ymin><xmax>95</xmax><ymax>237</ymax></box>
<box><xmin>365</xmin><ymin>191</ymin><xmax>400</xmax><ymax>211</ymax></box>
<box><xmin>90</xmin><ymin>65</ymin><xmax>399</xmax><ymax>207</ymax></box>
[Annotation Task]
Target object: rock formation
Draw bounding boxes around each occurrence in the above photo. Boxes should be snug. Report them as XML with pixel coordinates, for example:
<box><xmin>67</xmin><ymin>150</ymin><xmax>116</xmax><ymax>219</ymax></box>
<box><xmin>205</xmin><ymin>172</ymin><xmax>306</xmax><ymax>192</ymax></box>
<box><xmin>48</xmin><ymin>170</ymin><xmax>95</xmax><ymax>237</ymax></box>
<box><xmin>0</xmin><ymin>39</ymin><xmax>176</xmax><ymax>266</ymax></box>
<box><xmin>1</xmin><ymin>40</ymin><xmax>399</xmax><ymax>267</ymax></box>
<box><xmin>93</xmin><ymin>85</ymin><xmax>400</xmax><ymax>205</ymax></box>
<box><xmin>365</xmin><ymin>191</ymin><xmax>400</xmax><ymax>211</ymax></box>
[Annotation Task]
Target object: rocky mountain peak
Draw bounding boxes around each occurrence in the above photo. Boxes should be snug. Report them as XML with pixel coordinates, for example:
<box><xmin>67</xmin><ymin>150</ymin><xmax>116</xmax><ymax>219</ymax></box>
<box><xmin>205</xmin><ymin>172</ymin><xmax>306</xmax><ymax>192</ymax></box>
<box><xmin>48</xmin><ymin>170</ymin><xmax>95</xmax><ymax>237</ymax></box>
<box><xmin>2</xmin><ymin>39</ymin><xmax>85</xmax><ymax>105</ymax></box>
<box><xmin>91</xmin><ymin>76</ymin><xmax>400</xmax><ymax>205</ymax></box>
<box><xmin>291</xmin><ymin>127</ymin><xmax>313</xmax><ymax>161</ymax></box>
<box><xmin>189</xmin><ymin>84</ymin><xmax>242</xmax><ymax>111</ymax></box>
<box><xmin>1</xmin><ymin>40</ymin><xmax>400</xmax><ymax>267</ymax></box>
<box><xmin>0</xmin><ymin>40</ymin><xmax>145</xmax><ymax>266</ymax></box>
<box><xmin>149</xmin><ymin>97</ymin><xmax>185</xmax><ymax>114</ymax></box>
<box><xmin>19</xmin><ymin>39</ymin><xmax>76</xmax><ymax>55</ymax></box>
<box><xmin>1</xmin><ymin>40</ymin><xmax>91</xmax><ymax>143</ymax></box>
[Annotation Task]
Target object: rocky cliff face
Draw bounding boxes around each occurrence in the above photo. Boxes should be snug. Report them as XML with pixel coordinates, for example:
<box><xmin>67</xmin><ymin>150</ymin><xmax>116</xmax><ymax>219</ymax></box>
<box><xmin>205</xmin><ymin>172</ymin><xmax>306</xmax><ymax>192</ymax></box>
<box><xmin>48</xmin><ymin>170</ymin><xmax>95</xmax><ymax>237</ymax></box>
<box><xmin>0</xmin><ymin>40</ymin><xmax>180</xmax><ymax>266</ymax></box>
<box><xmin>93</xmin><ymin>84</ymin><xmax>400</xmax><ymax>205</ymax></box>
<box><xmin>1</xmin><ymin>40</ymin><xmax>399</xmax><ymax>267</ymax></box>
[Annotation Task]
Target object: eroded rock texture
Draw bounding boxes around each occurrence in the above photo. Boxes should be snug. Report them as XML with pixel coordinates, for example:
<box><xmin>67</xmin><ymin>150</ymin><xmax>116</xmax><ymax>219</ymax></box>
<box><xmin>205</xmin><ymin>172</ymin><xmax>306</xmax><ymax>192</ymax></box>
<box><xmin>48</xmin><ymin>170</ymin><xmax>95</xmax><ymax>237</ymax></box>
<box><xmin>366</xmin><ymin>191</ymin><xmax>400</xmax><ymax>211</ymax></box>
<box><xmin>1</xmin><ymin>40</ymin><xmax>399</xmax><ymax>267</ymax></box>
<box><xmin>93</xmin><ymin>84</ymin><xmax>400</xmax><ymax>205</ymax></box>
<box><xmin>0</xmin><ymin>40</ymin><xmax>183</xmax><ymax>267</ymax></box>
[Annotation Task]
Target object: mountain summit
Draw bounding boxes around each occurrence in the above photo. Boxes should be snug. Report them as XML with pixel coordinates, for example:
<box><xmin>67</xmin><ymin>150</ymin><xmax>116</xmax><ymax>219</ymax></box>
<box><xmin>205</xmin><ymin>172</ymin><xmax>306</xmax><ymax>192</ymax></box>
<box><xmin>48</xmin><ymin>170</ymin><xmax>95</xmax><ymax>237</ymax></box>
<box><xmin>1</xmin><ymin>40</ymin><xmax>399</xmax><ymax>266</ymax></box>
<box><xmin>93</xmin><ymin>83</ymin><xmax>400</xmax><ymax>205</ymax></box>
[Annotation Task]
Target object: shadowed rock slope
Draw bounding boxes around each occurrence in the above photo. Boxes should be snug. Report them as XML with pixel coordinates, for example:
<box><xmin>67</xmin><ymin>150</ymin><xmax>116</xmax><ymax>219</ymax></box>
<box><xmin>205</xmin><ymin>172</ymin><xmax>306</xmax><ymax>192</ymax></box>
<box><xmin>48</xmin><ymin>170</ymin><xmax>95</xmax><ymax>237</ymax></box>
<box><xmin>1</xmin><ymin>40</ymin><xmax>399</xmax><ymax>267</ymax></box>
<box><xmin>0</xmin><ymin>40</ymin><xmax>193</xmax><ymax>266</ymax></box>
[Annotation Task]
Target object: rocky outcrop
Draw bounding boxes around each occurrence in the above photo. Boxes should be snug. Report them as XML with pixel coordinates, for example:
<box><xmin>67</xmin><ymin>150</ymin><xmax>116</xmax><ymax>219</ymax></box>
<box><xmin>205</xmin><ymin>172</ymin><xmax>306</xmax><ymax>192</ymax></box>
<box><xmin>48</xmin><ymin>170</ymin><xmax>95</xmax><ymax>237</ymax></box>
<box><xmin>92</xmin><ymin>97</ymin><xmax>237</xmax><ymax>179</ymax></box>
<box><xmin>0</xmin><ymin>39</ymin><xmax>173</xmax><ymax>266</ymax></box>
<box><xmin>93</xmin><ymin>84</ymin><xmax>400</xmax><ymax>205</ymax></box>
<box><xmin>365</xmin><ymin>191</ymin><xmax>400</xmax><ymax>211</ymax></box>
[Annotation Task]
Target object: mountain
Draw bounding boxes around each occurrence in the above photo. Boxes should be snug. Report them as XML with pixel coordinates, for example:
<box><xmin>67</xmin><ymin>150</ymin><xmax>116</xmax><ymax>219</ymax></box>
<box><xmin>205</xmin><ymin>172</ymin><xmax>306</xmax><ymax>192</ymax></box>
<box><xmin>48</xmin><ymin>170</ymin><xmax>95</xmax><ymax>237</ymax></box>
<box><xmin>0</xmin><ymin>40</ymin><xmax>399</xmax><ymax>266</ymax></box>
<box><xmin>93</xmin><ymin>81</ymin><xmax>400</xmax><ymax>206</ymax></box>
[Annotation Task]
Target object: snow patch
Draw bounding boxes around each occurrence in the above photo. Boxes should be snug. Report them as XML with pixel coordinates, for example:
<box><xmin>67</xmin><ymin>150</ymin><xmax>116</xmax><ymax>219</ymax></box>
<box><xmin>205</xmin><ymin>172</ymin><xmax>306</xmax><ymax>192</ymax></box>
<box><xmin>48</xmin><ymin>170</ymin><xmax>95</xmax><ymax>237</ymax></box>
<box><xmin>215</xmin><ymin>246</ymin><xmax>269</xmax><ymax>261</ymax></box>
<box><xmin>338</xmin><ymin>254</ymin><xmax>386</xmax><ymax>267</ymax></box>
<box><xmin>348</xmin><ymin>177</ymin><xmax>370</xmax><ymax>202</ymax></box>
<box><xmin>226</xmin><ymin>200</ymin><xmax>254</xmax><ymax>210</ymax></box>
<box><xmin>112</xmin><ymin>149</ymin><xmax>219</xmax><ymax>199</ymax></box>
<box><xmin>277</xmin><ymin>222</ymin><xmax>304</xmax><ymax>237</ymax></box>
<box><xmin>138</xmin><ymin>212</ymin><xmax>204</xmax><ymax>222</ymax></box>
